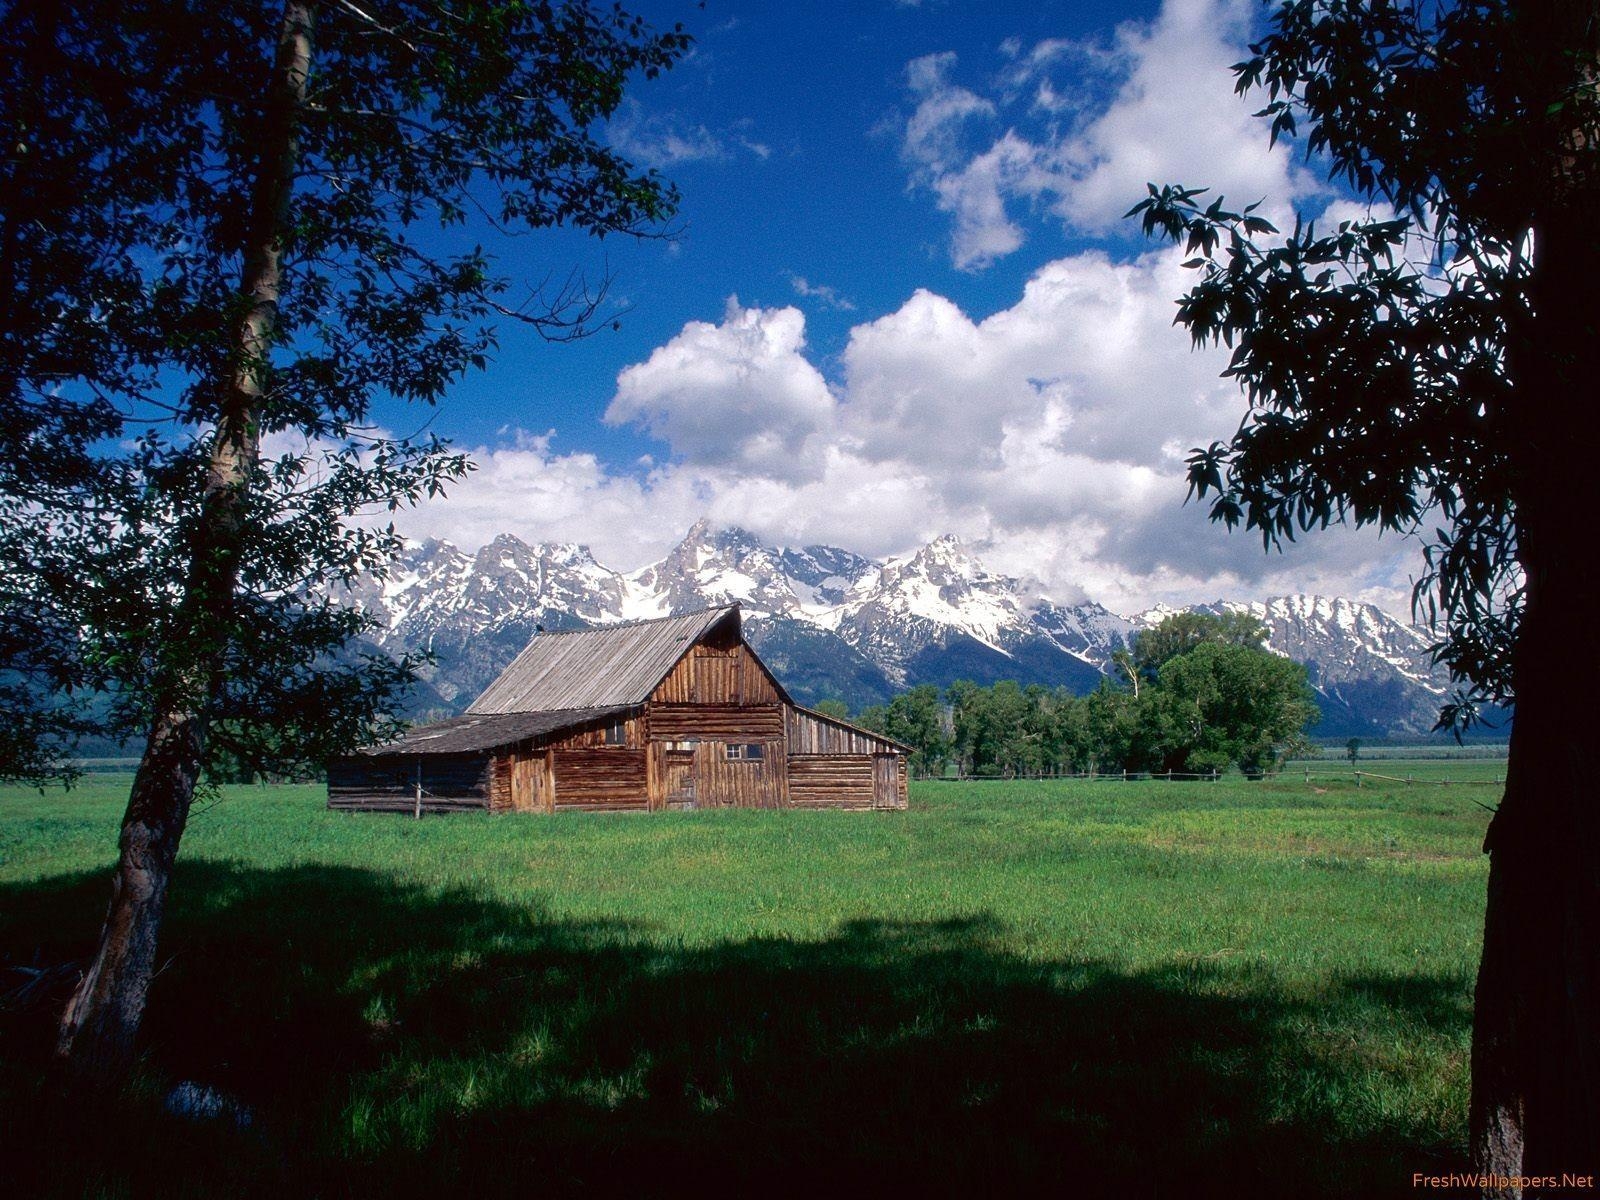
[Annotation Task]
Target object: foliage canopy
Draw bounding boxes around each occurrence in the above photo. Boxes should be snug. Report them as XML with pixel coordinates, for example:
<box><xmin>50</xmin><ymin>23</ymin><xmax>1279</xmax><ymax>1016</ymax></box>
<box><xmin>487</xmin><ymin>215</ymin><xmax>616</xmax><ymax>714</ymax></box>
<box><xmin>0</xmin><ymin>0</ymin><xmax>689</xmax><ymax>784</ymax></box>
<box><xmin>859</xmin><ymin>614</ymin><xmax>1316</xmax><ymax>778</ymax></box>
<box><xmin>1126</xmin><ymin>0</ymin><xmax>1600</xmax><ymax>726</ymax></box>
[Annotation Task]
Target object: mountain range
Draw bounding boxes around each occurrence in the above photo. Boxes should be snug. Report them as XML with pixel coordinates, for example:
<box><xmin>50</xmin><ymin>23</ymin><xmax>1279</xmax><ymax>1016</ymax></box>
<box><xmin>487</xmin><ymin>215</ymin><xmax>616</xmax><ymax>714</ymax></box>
<box><xmin>336</xmin><ymin>520</ymin><xmax>1468</xmax><ymax>738</ymax></box>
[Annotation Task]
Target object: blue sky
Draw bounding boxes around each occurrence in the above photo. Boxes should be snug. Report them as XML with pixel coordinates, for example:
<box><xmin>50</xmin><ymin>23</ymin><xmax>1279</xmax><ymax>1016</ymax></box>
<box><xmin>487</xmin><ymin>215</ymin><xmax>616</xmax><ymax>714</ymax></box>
<box><xmin>375</xmin><ymin>0</ymin><xmax>1421</xmax><ymax>617</ymax></box>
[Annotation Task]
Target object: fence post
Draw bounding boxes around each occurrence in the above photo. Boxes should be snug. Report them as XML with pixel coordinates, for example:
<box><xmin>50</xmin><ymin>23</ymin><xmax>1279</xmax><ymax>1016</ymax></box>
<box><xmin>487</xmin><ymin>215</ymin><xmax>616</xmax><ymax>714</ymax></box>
<box><xmin>414</xmin><ymin>760</ymin><xmax>423</xmax><ymax>821</ymax></box>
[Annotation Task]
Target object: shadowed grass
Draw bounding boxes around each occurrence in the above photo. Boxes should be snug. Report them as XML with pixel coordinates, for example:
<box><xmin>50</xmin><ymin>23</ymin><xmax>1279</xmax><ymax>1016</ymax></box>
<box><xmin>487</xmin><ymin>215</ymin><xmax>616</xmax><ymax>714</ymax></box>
<box><xmin>0</xmin><ymin>777</ymin><xmax>1489</xmax><ymax>1197</ymax></box>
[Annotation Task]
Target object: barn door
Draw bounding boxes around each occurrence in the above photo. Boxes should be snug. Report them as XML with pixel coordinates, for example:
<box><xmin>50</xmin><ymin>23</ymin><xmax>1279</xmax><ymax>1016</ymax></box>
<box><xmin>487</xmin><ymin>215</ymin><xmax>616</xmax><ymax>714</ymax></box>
<box><xmin>511</xmin><ymin>751</ymin><xmax>552</xmax><ymax>813</ymax></box>
<box><xmin>511</xmin><ymin>754</ymin><xmax>535</xmax><ymax>812</ymax></box>
<box><xmin>872</xmin><ymin>754</ymin><xmax>897</xmax><ymax>809</ymax></box>
<box><xmin>664</xmin><ymin>749</ymin><xmax>696</xmax><ymax>809</ymax></box>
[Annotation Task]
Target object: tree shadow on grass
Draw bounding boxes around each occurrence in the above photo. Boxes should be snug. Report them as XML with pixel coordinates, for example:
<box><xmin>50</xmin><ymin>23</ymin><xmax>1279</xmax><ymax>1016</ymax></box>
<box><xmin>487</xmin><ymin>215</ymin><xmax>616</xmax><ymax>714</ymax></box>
<box><xmin>0</xmin><ymin>861</ymin><xmax>1472</xmax><ymax>1199</ymax></box>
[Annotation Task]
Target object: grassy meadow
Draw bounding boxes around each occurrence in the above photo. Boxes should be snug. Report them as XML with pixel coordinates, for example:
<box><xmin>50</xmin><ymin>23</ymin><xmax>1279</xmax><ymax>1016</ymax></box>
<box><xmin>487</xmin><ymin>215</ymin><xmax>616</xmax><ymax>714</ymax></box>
<box><xmin>1</xmin><ymin>774</ymin><xmax>1492</xmax><ymax>1197</ymax></box>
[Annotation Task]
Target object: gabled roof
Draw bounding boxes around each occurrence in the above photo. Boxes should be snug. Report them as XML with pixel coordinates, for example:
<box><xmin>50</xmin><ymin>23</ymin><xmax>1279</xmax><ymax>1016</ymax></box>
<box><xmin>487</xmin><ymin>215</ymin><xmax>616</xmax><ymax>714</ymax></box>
<box><xmin>467</xmin><ymin>605</ymin><xmax>747</xmax><ymax>714</ymax></box>
<box><xmin>352</xmin><ymin>706</ymin><xmax>635</xmax><ymax>757</ymax></box>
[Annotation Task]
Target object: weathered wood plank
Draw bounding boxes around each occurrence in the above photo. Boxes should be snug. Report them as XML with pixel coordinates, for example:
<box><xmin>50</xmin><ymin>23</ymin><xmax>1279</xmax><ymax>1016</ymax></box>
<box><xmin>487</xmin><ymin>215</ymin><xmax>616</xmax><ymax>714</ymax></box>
<box><xmin>653</xmin><ymin>644</ymin><xmax>783</xmax><ymax>706</ymax></box>
<box><xmin>783</xmin><ymin>706</ymin><xmax>904</xmax><ymax>755</ymax></box>
<box><xmin>648</xmin><ymin>704</ymin><xmax>783</xmax><ymax>741</ymax></box>
<box><xmin>552</xmin><ymin>747</ymin><xmax>647</xmax><ymax>806</ymax></box>
<box><xmin>690</xmin><ymin>738</ymin><xmax>786</xmax><ymax>809</ymax></box>
<box><xmin>786</xmin><ymin>754</ymin><xmax>877</xmax><ymax>809</ymax></box>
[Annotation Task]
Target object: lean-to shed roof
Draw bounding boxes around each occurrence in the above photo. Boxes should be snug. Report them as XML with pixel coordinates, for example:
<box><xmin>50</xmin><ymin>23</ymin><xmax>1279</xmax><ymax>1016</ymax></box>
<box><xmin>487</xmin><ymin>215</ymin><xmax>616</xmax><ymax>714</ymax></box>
<box><xmin>353</xmin><ymin>705</ymin><xmax>635</xmax><ymax>757</ymax></box>
<box><xmin>467</xmin><ymin>605</ymin><xmax>752</xmax><ymax>714</ymax></box>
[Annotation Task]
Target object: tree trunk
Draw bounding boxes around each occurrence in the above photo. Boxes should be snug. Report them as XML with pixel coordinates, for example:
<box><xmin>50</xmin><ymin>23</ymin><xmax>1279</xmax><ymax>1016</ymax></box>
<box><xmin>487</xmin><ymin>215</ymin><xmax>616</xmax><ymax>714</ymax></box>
<box><xmin>54</xmin><ymin>0</ymin><xmax>318</xmax><ymax>1086</ymax></box>
<box><xmin>1471</xmin><ymin>557</ymin><xmax>1600</xmax><ymax>1191</ymax></box>
<box><xmin>1468</xmin><ymin>26</ymin><xmax>1600</xmax><ymax>1176</ymax></box>
<box><xmin>53</xmin><ymin>711</ymin><xmax>204</xmax><ymax>1081</ymax></box>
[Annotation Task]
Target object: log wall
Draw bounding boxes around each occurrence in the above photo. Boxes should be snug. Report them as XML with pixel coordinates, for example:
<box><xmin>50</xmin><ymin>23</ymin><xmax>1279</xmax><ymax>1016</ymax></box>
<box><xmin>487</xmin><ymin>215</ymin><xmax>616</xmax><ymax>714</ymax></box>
<box><xmin>648</xmin><ymin>703</ymin><xmax>784</xmax><ymax>742</ymax></box>
<box><xmin>551</xmin><ymin>747</ymin><xmax>648</xmax><ymax>812</ymax></box>
<box><xmin>786</xmin><ymin>754</ymin><xmax>876</xmax><ymax>809</ymax></box>
<box><xmin>785</xmin><ymin>753</ymin><xmax>907</xmax><ymax>810</ymax></box>
<box><xmin>550</xmin><ymin>712</ymin><xmax>644</xmax><ymax>750</ymax></box>
<box><xmin>328</xmin><ymin>754</ymin><xmax>492</xmax><ymax>814</ymax></box>
<box><xmin>489</xmin><ymin>753</ymin><xmax>512</xmax><ymax>812</ymax></box>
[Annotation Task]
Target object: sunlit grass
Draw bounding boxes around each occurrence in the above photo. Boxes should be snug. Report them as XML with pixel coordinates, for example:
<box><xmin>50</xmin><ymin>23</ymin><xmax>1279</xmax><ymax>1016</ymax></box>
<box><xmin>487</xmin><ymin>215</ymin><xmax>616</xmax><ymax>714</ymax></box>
<box><xmin>1</xmin><ymin>774</ymin><xmax>1491</xmax><ymax>1198</ymax></box>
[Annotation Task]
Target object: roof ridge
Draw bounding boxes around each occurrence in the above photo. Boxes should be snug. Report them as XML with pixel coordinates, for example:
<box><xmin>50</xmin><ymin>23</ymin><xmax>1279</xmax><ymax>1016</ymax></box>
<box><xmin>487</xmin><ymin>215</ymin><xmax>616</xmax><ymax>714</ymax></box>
<box><xmin>530</xmin><ymin>602</ymin><xmax>740</xmax><ymax>637</ymax></box>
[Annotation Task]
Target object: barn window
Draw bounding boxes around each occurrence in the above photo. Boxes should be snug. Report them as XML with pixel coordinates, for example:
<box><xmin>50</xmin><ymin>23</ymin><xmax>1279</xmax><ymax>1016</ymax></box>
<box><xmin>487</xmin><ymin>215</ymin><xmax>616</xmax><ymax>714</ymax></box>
<box><xmin>603</xmin><ymin>719</ymin><xmax>627</xmax><ymax>746</ymax></box>
<box><xmin>725</xmin><ymin>743</ymin><xmax>764</xmax><ymax>761</ymax></box>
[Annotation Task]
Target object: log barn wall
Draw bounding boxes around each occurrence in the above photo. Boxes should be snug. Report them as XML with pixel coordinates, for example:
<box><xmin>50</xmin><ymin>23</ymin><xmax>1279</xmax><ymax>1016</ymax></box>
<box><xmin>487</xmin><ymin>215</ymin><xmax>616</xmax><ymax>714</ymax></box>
<box><xmin>551</xmin><ymin>747</ymin><xmax>648</xmax><ymax>811</ymax></box>
<box><xmin>787</xmin><ymin>754</ymin><xmax>876</xmax><ymax>809</ymax></box>
<box><xmin>489</xmin><ymin>753</ymin><xmax>512</xmax><ymax>812</ymax></box>
<box><xmin>786</xmin><ymin>753</ymin><xmax>908</xmax><ymax>810</ymax></box>
<box><xmin>551</xmin><ymin>712</ymin><xmax>644</xmax><ymax>749</ymax></box>
<box><xmin>648</xmin><ymin>704</ymin><xmax>783</xmax><ymax>742</ymax></box>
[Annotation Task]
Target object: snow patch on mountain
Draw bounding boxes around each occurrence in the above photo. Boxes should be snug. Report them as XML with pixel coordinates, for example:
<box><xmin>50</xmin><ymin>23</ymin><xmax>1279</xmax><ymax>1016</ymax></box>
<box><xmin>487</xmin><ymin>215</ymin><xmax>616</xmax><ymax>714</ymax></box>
<box><xmin>329</xmin><ymin>522</ymin><xmax>1453</xmax><ymax>734</ymax></box>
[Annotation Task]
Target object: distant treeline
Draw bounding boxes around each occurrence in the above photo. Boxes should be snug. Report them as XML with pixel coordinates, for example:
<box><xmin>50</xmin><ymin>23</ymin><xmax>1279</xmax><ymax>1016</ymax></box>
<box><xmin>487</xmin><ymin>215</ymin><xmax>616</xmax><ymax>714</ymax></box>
<box><xmin>836</xmin><ymin>612</ymin><xmax>1319</xmax><ymax>780</ymax></box>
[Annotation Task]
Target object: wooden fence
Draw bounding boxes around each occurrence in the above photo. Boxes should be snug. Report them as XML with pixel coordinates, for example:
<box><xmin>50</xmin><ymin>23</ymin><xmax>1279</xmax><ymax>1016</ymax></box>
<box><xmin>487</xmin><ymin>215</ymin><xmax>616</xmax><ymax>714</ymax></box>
<box><xmin>1350</xmin><ymin>769</ymin><xmax>1504</xmax><ymax>787</ymax></box>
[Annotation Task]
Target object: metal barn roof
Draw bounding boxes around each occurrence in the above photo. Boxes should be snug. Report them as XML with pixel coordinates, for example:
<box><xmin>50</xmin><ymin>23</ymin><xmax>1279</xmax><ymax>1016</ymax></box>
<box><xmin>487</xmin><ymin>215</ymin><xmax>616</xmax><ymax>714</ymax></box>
<box><xmin>467</xmin><ymin>605</ymin><xmax>745</xmax><ymax>714</ymax></box>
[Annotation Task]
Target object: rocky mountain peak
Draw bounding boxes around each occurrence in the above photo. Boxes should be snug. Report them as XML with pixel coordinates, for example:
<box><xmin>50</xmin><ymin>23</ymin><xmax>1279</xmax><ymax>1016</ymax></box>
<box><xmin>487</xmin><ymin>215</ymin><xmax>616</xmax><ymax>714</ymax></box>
<box><xmin>332</xmin><ymin>522</ymin><xmax>1457</xmax><ymax>736</ymax></box>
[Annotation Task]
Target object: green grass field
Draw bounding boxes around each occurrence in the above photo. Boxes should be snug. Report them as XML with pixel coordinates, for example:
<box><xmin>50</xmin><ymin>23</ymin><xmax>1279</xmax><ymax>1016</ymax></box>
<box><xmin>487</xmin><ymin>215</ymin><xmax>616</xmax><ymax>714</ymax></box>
<box><xmin>0</xmin><ymin>775</ymin><xmax>1492</xmax><ymax>1198</ymax></box>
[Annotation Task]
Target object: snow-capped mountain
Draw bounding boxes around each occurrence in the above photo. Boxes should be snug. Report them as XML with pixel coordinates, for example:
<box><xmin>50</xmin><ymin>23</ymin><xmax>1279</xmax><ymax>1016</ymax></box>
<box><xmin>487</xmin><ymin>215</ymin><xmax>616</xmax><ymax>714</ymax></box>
<box><xmin>620</xmin><ymin>520</ymin><xmax>876</xmax><ymax>620</ymax></box>
<box><xmin>346</xmin><ymin>534</ymin><xmax>637</xmax><ymax>640</ymax></box>
<box><xmin>335</xmin><ymin>522</ymin><xmax>1461</xmax><ymax>735</ymax></box>
<box><xmin>811</xmin><ymin>535</ymin><xmax>1129</xmax><ymax>694</ymax></box>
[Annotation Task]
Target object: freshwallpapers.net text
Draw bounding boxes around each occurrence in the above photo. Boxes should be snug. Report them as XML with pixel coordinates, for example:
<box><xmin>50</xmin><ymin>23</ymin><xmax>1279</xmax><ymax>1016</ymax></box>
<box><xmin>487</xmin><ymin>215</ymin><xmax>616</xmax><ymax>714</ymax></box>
<box><xmin>1412</xmin><ymin>1173</ymin><xmax>1595</xmax><ymax>1191</ymax></box>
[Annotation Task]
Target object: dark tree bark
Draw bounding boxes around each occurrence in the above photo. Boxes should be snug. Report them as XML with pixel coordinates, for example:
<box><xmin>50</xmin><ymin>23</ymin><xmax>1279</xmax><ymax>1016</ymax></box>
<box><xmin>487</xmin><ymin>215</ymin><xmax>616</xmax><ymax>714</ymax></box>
<box><xmin>54</xmin><ymin>0</ymin><xmax>318</xmax><ymax>1085</ymax></box>
<box><xmin>1470</xmin><ymin>197</ymin><xmax>1600</xmax><ymax>1194</ymax></box>
<box><xmin>1474</xmin><ymin>534</ymin><xmax>1600</xmax><ymax>1189</ymax></box>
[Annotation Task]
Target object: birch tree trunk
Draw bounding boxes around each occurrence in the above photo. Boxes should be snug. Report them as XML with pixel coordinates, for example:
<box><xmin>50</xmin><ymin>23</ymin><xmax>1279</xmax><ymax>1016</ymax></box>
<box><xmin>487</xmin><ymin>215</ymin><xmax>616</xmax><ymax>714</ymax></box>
<box><xmin>54</xmin><ymin>0</ymin><xmax>318</xmax><ymax>1085</ymax></box>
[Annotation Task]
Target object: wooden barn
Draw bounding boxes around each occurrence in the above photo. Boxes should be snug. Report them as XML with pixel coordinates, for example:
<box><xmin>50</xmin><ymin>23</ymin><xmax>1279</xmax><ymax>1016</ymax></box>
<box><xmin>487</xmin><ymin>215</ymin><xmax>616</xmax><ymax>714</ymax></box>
<box><xmin>327</xmin><ymin>605</ymin><xmax>909</xmax><ymax>815</ymax></box>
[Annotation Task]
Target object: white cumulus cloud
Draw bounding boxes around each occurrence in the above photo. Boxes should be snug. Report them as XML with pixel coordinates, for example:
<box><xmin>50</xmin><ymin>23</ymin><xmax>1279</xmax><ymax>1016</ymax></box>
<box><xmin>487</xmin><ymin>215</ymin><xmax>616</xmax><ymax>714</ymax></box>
<box><xmin>384</xmin><ymin>0</ymin><xmax>1423</xmax><ymax>619</ymax></box>
<box><xmin>603</xmin><ymin>298</ymin><xmax>837</xmax><ymax>483</ymax></box>
<box><xmin>897</xmin><ymin>0</ymin><xmax>1320</xmax><ymax>267</ymax></box>
<box><xmin>398</xmin><ymin>244</ymin><xmax>1421</xmax><ymax>618</ymax></box>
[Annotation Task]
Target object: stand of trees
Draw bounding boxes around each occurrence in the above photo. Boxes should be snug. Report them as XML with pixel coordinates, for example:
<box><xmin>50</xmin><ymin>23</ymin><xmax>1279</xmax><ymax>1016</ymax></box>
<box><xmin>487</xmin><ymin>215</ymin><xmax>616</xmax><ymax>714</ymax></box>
<box><xmin>855</xmin><ymin>613</ymin><xmax>1317</xmax><ymax>779</ymax></box>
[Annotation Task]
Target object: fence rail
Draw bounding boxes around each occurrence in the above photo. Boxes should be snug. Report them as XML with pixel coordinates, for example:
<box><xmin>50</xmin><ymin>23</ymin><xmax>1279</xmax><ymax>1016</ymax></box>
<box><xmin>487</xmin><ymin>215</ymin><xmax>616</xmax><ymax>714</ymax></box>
<box><xmin>1351</xmin><ymin>770</ymin><xmax>1504</xmax><ymax>787</ymax></box>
